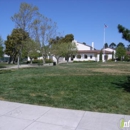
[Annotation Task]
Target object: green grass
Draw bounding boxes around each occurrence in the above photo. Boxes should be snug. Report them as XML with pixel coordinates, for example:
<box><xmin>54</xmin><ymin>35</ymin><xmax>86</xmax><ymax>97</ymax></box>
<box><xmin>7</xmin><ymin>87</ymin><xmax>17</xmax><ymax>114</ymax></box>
<box><xmin>0</xmin><ymin>62</ymin><xmax>14</xmax><ymax>68</ymax></box>
<box><xmin>0</xmin><ymin>63</ymin><xmax>6</xmax><ymax>68</ymax></box>
<box><xmin>0</xmin><ymin>62</ymin><xmax>130</xmax><ymax>115</ymax></box>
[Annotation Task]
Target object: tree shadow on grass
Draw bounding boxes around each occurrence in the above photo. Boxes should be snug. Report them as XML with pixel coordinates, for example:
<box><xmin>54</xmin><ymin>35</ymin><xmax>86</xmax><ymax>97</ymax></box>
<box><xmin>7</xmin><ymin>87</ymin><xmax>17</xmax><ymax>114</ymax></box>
<box><xmin>112</xmin><ymin>76</ymin><xmax>130</xmax><ymax>92</ymax></box>
<box><xmin>0</xmin><ymin>70</ymin><xmax>13</xmax><ymax>74</ymax></box>
<box><xmin>0</xmin><ymin>66</ymin><xmax>6</xmax><ymax>68</ymax></box>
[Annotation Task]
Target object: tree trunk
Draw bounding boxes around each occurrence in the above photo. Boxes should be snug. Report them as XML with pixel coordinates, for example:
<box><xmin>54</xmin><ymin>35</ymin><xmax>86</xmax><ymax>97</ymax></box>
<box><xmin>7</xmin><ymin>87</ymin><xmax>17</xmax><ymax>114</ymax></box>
<box><xmin>30</xmin><ymin>58</ymin><xmax>32</xmax><ymax>64</ymax></box>
<box><xmin>42</xmin><ymin>54</ymin><xmax>45</xmax><ymax>66</ymax></box>
<box><xmin>56</xmin><ymin>58</ymin><xmax>59</xmax><ymax>64</ymax></box>
<box><xmin>56</xmin><ymin>56</ymin><xmax>60</xmax><ymax>65</ymax></box>
<box><xmin>17</xmin><ymin>55</ymin><xmax>20</xmax><ymax>69</ymax></box>
<box><xmin>8</xmin><ymin>56</ymin><xmax>12</xmax><ymax>64</ymax></box>
<box><xmin>66</xmin><ymin>56</ymin><xmax>69</xmax><ymax>64</ymax></box>
<box><xmin>13</xmin><ymin>53</ymin><xmax>17</xmax><ymax>64</ymax></box>
<box><xmin>13</xmin><ymin>57</ymin><xmax>16</xmax><ymax>64</ymax></box>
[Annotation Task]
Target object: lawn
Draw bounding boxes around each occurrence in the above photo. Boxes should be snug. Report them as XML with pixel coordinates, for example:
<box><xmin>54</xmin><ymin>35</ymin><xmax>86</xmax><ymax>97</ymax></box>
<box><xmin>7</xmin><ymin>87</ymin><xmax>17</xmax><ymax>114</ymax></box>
<box><xmin>0</xmin><ymin>62</ymin><xmax>130</xmax><ymax>115</ymax></box>
<box><xmin>0</xmin><ymin>62</ymin><xmax>14</xmax><ymax>68</ymax></box>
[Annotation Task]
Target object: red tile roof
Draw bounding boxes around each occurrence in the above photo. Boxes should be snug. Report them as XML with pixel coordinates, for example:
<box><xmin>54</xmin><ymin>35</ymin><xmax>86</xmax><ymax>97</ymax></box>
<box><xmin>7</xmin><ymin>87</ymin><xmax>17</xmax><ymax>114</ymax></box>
<box><xmin>126</xmin><ymin>51</ymin><xmax>130</xmax><ymax>55</ymax></box>
<box><xmin>77</xmin><ymin>50</ymin><xmax>112</xmax><ymax>54</ymax></box>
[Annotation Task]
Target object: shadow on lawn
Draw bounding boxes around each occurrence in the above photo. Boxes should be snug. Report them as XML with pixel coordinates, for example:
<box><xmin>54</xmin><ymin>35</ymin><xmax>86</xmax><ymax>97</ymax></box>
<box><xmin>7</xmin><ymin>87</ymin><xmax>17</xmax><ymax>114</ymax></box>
<box><xmin>0</xmin><ymin>66</ymin><xmax>6</xmax><ymax>68</ymax></box>
<box><xmin>0</xmin><ymin>70</ymin><xmax>13</xmax><ymax>74</ymax></box>
<box><xmin>112</xmin><ymin>76</ymin><xmax>130</xmax><ymax>92</ymax></box>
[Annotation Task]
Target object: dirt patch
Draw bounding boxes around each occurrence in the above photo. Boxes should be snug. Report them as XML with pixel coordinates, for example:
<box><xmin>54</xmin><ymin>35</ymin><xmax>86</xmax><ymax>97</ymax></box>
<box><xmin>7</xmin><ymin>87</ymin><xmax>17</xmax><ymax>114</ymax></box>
<box><xmin>0</xmin><ymin>97</ymin><xmax>5</xmax><ymax>100</ymax></box>
<box><xmin>92</xmin><ymin>68</ymin><xmax>130</xmax><ymax>74</ymax></box>
<box><xmin>101</xmin><ymin>64</ymin><xmax>116</xmax><ymax>67</ymax></box>
<box><xmin>30</xmin><ymin>93</ymin><xmax>36</xmax><ymax>97</ymax></box>
<box><xmin>101</xmin><ymin>63</ymin><xmax>130</xmax><ymax>67</ymax></box>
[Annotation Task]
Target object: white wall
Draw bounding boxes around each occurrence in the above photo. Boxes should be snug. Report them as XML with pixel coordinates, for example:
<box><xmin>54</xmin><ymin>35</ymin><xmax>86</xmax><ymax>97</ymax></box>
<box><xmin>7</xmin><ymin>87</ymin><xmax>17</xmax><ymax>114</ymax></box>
<box><xmin>103</xmin><ymin>48</ymin><xmax>116</xmax><ymax>59</ymax></box>
<box><xmin>73</xmin><ymin>40</ymin><xmax>91</xmax><ymax>51</ymax></box>
<box><xmin>97</xmin><ymin>54</ymin><xmax>100</xmax><ymax>62</ymax></box>
<box><xmin>107</xmin><ymin>54</ymin><xmax>112</xmax><ymax>60</ymax></box>
<box><xmin>102</xmin><ymin>53</ymin><xmax>113</xmax><ymax>62</ymax></box>
<box><xmin>3</xmin><ymin>54</ymin><xmax>10</xmax><ymax>57</ymax></box>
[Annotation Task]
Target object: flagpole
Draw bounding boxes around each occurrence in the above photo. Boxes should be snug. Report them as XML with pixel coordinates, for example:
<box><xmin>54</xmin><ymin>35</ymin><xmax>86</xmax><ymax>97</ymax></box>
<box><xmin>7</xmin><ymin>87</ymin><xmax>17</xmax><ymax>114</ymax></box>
<box><xmin>104</xmin><ymin>26</ymin><xmax>105</xmax><ymax>62</ymax></box>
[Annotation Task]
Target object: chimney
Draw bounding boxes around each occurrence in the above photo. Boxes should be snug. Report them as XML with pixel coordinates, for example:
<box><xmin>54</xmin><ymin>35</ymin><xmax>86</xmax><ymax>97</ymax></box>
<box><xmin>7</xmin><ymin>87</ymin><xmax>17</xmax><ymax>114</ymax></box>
<box><xmin>92</xmin><ymin>42</ymin><xmax>94</xmax><ymax>50</ymax></box>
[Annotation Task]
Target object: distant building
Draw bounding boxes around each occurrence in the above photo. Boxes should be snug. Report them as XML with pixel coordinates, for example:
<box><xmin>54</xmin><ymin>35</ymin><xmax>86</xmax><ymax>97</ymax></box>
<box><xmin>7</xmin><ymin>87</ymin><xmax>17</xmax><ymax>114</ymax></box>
<box><xmin>55</xmin><ymin>40</ymin><xmax>114</xmax><ymax>63</ymax></box>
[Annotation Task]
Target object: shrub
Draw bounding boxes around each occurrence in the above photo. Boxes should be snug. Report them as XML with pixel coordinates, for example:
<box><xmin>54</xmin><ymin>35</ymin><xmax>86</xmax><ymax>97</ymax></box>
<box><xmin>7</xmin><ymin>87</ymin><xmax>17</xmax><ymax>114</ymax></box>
<box><xmin>87</xmin><ymin>60</ymin><xmax>96</xmax><ymax>62</ymax></box>
<box><xmin>45</xmin><ymin>59</ymin><xmax>53</xmax><ymax>63</ymax></box>
<box><xmin>32</xmin><ymin>59</ymin><xmax>42</xmax><ymax>64</ymax></box>
<box><xmin>32</xmin><ymin>59</ymin><xmax>53</xmax><ymax>64</ymax></box>
<box><xmin>124</xmin><ymin>55</ymin><xmax>130</xmax><ymax>61</ymax></box>
<box><xmin>73</xmin><ymin>60</ymin><xmax>96</xmax><ymax>63</ymax></box>
<box><xmin>27</xmin><ymin>61</ymin><xmax>31</xmax><ymax>64</ymax></box>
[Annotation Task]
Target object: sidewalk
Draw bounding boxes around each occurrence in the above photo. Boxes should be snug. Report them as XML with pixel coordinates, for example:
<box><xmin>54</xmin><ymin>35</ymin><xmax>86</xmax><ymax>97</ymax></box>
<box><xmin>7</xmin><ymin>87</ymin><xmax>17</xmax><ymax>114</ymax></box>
<box><xmin>0</xmin><ymin>63</ymin><xmax>53</xmax><ymax>70</ymax></box>
<box><xmin>0</xmin><ymin>100</ymin><xmax>129</xmax><ymax>130</ymax></box>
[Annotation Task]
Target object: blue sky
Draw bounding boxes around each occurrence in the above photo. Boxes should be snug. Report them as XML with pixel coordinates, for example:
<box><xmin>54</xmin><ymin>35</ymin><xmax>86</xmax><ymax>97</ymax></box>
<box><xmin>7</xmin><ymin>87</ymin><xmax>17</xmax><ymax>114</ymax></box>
<box><xmin>0</xmin><ymin>0</ymin><xmax>130</xmax><ymax>49</ymax></box>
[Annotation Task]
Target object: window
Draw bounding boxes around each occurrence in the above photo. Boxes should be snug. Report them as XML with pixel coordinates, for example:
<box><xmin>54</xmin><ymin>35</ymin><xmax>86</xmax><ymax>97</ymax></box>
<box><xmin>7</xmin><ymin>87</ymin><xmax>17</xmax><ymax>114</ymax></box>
<box><xmin>73</xmin><ymin>55</ymin><xmax>75</xmax><ymax>58</ymax></box>
<box><xmin>77</xmin><ymin>55</ymin><xmax>81</xmax><ymax>59</ymax></box>
<box><xmin>71</xmin><ymin>55</ymin><xmax>75</xmax><ymax>61</ymax></box>
<box><xmin>90</xmin><ymin>55</ymin><xmax>93</xmax><ymax>59</ymax></box>
<box><xmin>84</xmin><ymin>54</ymin><xmax>88</xmax><ymax>59</ymax></box>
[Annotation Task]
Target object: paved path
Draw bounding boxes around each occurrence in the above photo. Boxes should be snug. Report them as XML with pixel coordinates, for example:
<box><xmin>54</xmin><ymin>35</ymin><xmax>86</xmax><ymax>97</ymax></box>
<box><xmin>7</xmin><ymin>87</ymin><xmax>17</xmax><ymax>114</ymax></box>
<box><xmin>0</xmin><ymin>63</ymin><xmax>53</xmax><ymax>70</ymax></box>
<box><xmin>0</xmin><ymin>100</ymin><xmax>129</xmax><ymax>130</ymax></box>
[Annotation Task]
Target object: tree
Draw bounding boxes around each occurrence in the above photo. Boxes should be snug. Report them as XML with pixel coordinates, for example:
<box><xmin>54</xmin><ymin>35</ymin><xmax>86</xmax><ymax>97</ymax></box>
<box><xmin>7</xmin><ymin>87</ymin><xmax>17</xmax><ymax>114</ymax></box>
<box><xmin>50</xmin><ymin>34</ymin><xmax>77</xmax><ymax>63</ymax></box>
<box><xmin>82</xmin><ymin>42</ymin><xmax>86</xmax><ymax>45</ymax></box>
<box><xmin>11</xmin><ymin>2</ymin><xmax>57</xmax><ymax>66</ymax></box>
<box><xmin>49</xmin><ymin>36</ymin><xmax>64</xmax><ymax>63</ymax></box>
<box><xmin>109</xmin><ymin>42</ymin><xmax>116</xmax><ymax>49</ymax></box>
<box><xmin>118</xmin><ymin>24</ymin><xmax>130</xmax><ymax>42</ymax></box>
<box><xmin>104</xmin><ymin>43</ymin><xmax>108</xmax><ymax>48</ymax></box>
<box><xmin>0</xmin><ymin>36</ymin><xmax>4</xmax><ymax>58</ymax></box>
<box><xmin>61</xmin><ymin>34</ymin><xmax>74</xmax><ymax>43</ymax></box>
<box><xmin>40</xmin><ymin>17</ymin><xmax>57</xmax><ymax>65</ymax></box>
<box><xmin>116</xmin><ymin>46</ymin><xmax>126</xmax><ymax>61</ymax></box>
<box><xmin>11</xmin><ymin>2</ymin><xmax>40</xmax><ymax>32</ymax></box>
<box><xmin>51</xmin><ymin>43</ymin><xmax>65</xmax><ymax>64</ymax></box>
<box><xmin>51</xmin><ymin>42</ymin><xmax>77</xmax><ymax>64</ymax></box>
<box><xmin>63</xmin><ymin>42</ymin><xmax>77</xmax><ymax>63</ymax></box>
<box><xmin>59</xmin><ymin>34</ymin><xmax>76</xmax><ymax>62</ymax></box>
<box><xmin>50</xmin><ymin>34</ymin><xmax>74</xmax><ymax>45</ymax></box>
<box><xmin>49</xmin><ymin>36</ymin><xmax>63</xmax><ymax>44</ymax></box>
<box><xmin>4</xmin><ymin>28</ymin><xmax>29</xmax><ymax>64</ymax></box>
<box><xmin>23</xmin><ymin>39</ymin><xmax>40</xmax><ymax>64</ymax></box>
<box><xmin>117</xmin><ymin>42</ymin><xmax>125</xmax><ymax>48</ymax></box>
<box><xmin>126</xmin><ymin>44</ymin><xmax>130</xmax><ymax>51</ymax></box>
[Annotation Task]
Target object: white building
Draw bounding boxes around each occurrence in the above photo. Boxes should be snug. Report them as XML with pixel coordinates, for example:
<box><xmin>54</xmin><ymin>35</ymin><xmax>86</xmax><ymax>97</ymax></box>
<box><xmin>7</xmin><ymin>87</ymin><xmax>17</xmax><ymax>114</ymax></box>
<box><xmin>36</xmin><ymin>40</ymin><xmax>115</xmax><ymax>63</ymax></box>
<box><xmin>67</xmin><ymin>40</ymin><xmax>114</xmax><ymax>62</ymax></box>
<box><xmin>52</xmin><ymin>40</ymin><xmax>114</xmax><ymax>63</ymax></box>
